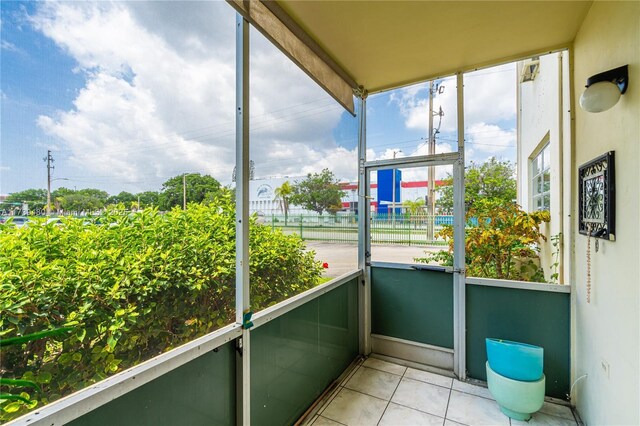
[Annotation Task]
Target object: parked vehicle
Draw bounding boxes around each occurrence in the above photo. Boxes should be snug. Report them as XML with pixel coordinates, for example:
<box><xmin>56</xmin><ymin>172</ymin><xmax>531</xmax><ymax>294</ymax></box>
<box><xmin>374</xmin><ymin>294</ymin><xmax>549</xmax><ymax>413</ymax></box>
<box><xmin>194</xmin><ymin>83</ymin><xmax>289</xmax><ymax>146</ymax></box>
<box><xmin>6</xmin><ymin>216</ymin><xmax>29</xmax><ymax>227</ymax></box>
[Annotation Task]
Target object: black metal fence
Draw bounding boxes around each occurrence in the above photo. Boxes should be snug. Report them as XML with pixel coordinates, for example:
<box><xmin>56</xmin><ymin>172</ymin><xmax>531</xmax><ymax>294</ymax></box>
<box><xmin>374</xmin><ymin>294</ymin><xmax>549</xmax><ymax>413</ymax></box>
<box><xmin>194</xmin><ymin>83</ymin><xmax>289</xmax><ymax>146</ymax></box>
<box><xmin>267</xmin><ymin>213</ymin><xmax>451</xmax><ymax>246</ymax></box>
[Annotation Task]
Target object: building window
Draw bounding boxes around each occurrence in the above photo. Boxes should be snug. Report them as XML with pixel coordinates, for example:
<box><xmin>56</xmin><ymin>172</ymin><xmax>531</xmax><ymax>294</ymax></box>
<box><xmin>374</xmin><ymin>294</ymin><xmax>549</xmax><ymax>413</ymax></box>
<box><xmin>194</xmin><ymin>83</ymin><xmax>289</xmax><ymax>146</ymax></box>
<box><xmin>531</xmin><ymin>144</ymin><xmax>550</xmax><ymax>210</ymax></box>
<box><xmin>520</xmin><ymin>57</ymin><xmax>540</xmax><ymax>82</ymax></box>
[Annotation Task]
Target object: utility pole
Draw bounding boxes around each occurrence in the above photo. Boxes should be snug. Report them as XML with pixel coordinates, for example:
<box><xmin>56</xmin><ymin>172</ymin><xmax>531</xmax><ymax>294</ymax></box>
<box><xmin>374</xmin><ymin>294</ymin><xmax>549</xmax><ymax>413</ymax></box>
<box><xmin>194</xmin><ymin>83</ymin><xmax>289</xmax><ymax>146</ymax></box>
<box><xmin>183</xmin><ymin>174</ymin><xmax>187</xmax><ymax>210</ymax></box>
<box><xmin>44</xmin><ymin>150</ymin><xmax>54</xmax><ymax>216</ymax></box>
<box><xmin>427</xmin><ymin>82</ymin><xmax>444</xmax><ymax>240</ymax></box>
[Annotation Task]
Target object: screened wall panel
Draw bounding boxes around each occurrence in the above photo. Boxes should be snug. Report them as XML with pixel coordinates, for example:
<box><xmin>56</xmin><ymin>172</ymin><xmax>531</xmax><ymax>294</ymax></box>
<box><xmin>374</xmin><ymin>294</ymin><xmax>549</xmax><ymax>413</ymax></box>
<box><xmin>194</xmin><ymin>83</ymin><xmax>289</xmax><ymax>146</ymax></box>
<box><xmin>68</xmin><ymin>341</ymin><xmax>236</xmax><ymax>426</ymax></box>
<box><xmin>371</xmin><ymin>266</ymin><xmax>454</xmax><ymax>349</ymax></box>
<box><xmin>465</xmin><ymin>284</ymin><xmax>570</xmax><ymax>399</ymax></box>
<box><xmin>250</xmin><ymin>278</ymin><xmax>359</xmax><ymax>426</ymax></box>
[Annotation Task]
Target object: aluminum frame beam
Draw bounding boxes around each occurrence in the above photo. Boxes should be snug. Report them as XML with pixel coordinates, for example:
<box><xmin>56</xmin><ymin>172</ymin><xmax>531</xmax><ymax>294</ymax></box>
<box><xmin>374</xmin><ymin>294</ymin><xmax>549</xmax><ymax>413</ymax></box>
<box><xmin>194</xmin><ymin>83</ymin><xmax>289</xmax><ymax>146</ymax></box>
<box><xmin>452</xmin><ymin>72</ymin><xmax>466</xmax><ymax>380</ymax></box>
<box><xmin>235</xmin><ymin>13</ymin><xmax>251</xmax><ymax>426</ymax></box>
<box><xmin>357</xmin><ymin>95</ymin><xmax>372</xmax><ymax>355</ymax></box>
<box><xmin>364</xmin><ymin>152</ymin><xmax>459</xmax><ymax>171</ymax></box>
<box><xmin>14</xmin><ymin>325</ymin><xmax>242</xmax><ymax>426</ymax></box>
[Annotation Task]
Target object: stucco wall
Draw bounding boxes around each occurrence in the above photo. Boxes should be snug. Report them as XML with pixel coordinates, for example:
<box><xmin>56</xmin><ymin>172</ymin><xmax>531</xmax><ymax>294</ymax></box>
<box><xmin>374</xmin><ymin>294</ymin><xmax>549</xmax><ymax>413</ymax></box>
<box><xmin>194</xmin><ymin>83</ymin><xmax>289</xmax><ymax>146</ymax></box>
<box><xmin>572</xmin><ymin>2</ymin><xmax>639</xmax><ymax>424</ymax></box>
<box><xmin>517</xmin><ymin>52</ymin><xmax>569</xmax><ymax>282</ymax></box>
<box><xmin>518</xmin><ymin>53</ymin><xmax>559</xmax><ymax>213</ymax></box>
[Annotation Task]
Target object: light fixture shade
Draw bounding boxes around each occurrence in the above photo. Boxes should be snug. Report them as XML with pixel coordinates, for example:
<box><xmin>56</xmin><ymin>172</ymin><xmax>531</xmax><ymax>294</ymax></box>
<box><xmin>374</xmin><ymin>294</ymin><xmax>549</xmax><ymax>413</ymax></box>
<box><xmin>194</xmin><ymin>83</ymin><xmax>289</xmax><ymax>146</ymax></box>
<box><xmin>580</xmin><ymin>81</ymin><xmax>622</xmax><ymax>113</ymax></box>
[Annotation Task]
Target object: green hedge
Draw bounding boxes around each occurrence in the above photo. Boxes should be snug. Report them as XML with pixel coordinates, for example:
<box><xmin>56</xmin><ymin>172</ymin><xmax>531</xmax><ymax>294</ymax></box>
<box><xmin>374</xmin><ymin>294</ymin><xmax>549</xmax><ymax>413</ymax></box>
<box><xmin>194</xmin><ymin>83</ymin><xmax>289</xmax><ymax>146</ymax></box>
<box><xmin>0</xmin><ymin>193</ymin><xmax>322</xmax><ymax>421</ymax></box>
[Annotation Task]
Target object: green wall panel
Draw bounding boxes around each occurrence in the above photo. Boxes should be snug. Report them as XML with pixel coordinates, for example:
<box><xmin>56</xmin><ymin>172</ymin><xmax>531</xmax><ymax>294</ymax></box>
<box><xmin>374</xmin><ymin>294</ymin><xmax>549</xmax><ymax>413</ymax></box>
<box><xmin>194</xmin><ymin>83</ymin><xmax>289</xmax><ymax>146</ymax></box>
<box><xmin>371</xmin><ymin>266</ymin><xmax>454</xmax><ymax>349</ymax></box>
<box><xmin>68</xmin><ymin>341</ymin><xmax>236</xmax><ymax>426</ymax></box>
<box><xmin>251</xmin><ymin>279</ymin><xmax>359</xmax><ymax>426</ymax></box>
<box><xmin>466</xmin><ymin>285</ymin><xmax>570</xmax><ymax>399</ymax></box>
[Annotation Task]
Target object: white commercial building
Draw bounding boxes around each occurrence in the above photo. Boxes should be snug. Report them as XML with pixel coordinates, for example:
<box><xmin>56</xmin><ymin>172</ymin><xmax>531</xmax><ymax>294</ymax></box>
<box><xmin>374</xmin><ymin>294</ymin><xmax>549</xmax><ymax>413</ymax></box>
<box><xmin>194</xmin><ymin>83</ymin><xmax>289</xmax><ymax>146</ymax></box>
<box><xmin>248</xmin><ymin>176</ymin><xmax>439</xmax><ymax>215</ymax></box>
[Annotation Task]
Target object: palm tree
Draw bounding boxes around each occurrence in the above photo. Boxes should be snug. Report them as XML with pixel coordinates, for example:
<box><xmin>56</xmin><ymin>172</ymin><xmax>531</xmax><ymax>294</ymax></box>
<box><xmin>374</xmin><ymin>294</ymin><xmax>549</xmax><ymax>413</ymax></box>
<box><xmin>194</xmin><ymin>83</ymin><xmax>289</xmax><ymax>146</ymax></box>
<box><xmin>403</xmin><ymin>198</ymin><xmax>425</xmax><ymax>229</ymax></box>
<box><xmin>274</xmin><ymin>181</ymin><xmax>293</xmax><ymax>225</ymax></box>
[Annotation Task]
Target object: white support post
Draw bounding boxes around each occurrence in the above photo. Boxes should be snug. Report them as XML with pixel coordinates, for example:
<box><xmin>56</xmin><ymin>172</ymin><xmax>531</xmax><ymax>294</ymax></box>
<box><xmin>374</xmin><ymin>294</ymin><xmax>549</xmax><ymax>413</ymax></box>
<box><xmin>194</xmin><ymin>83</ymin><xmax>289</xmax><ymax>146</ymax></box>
<box><xmin>235</xmin><ymin>13</ymin><xmax>251</xmax><ymax>426</ymax></box>
<box><xmin>357</xmin><ymin>93</ymin><xmax>371</xmax><ymax>355</ymax></box>
<box><xmin>452</xmin><ymin>72</ymin><xmax>466</xmax><ymax>380</ymax></box>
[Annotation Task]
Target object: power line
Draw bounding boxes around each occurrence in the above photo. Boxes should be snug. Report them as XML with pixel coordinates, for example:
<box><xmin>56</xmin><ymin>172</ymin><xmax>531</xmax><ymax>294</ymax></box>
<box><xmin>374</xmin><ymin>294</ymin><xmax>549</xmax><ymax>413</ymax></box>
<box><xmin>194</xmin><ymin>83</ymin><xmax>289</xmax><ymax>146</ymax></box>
<box><xmin>51</xmin><ymin>97</ymin><xmax>342</xmax><ymax>157</ymax></box>
<box><xmin>53</xmin><ymin>101</ymin><xmax>346</xmax><ymax>160</ymax></box>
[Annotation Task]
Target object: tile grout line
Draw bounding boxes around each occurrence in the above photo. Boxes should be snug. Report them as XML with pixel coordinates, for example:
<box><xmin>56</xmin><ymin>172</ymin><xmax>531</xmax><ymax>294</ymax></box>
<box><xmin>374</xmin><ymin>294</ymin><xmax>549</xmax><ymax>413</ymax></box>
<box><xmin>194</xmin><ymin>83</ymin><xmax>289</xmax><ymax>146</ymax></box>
<box><xmin>341</xmin><ymin>364</ymin><xmax>361</xmax><ymax>386</ymax></box>
<box><xmin>318</xmin><ymin>385</ymin><xmax>344</xmax><ymax>416</ymax></box>
<box><xmin>360</xmin><ymin>362</ymin><xmax>405</xmax><ymax>378</ymax></box>
<box><xmin>443</xmin><ymin>377</ymin><xmax>454</xmax><ymax>425</ymax></box>
<box><xmin>338</xmin><ymin>360</ymin><xmax>576</xmax><ymax>426</ymax></box>
<box><xmin>319</xmin><ymin>362</ymin><xmax>361</xmax><ymax>418</ymax></box>
<box><xmin>451</xmin><ymin>384</ymin><xmax>495</xmax><ymax>401</ymax></box>
<box><xmin>404</xmin><ymin>375</ymin><xmax>454</xmax><ymax>392</ymax></box>
<box><xmin>385</xmin><ymin>400</ymin><xmax>447</xmax><ymax>423</ymax></box>
<box><xmin>538</xmin><ymin>410</ymin><xmax>580</xmax><ymax>425</ymax></box>
<box><xmin>317</xmin><ymin>414</ymin><xmax>349</xmax><ymax>426</ymax></box>
<box><xmin>340</xmin><ymin>386</ymin><xmax>393</xmax><ymax>403</ymax></box>
<box><xmin>375</xmin><ymin>365</ymin><xmax>408</xmax><ymax>426</ymax></box>
<box><xmin>343</xmin><ymin>367</ymin><xmax>403</xmax><ymax>400</ymax></box>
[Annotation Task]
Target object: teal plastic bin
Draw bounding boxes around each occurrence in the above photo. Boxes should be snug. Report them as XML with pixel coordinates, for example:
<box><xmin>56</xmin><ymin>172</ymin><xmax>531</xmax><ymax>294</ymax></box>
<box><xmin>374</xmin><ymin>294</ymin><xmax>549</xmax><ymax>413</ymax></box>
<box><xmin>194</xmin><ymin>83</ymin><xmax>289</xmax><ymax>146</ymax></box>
<box><xmin>486</xmin><ymin>338</ymin><xmax>543</xmax><ymax>381</ymax></box>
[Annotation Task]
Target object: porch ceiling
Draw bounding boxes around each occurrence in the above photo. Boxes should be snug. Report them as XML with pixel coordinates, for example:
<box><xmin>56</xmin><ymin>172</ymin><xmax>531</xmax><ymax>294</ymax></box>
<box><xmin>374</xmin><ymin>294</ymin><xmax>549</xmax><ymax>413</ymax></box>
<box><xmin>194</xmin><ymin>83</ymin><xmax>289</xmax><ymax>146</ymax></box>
<box><xmin>277</xmin><ymin>1</ymin><xmax>592</xmax><ymax>93</ymax></box>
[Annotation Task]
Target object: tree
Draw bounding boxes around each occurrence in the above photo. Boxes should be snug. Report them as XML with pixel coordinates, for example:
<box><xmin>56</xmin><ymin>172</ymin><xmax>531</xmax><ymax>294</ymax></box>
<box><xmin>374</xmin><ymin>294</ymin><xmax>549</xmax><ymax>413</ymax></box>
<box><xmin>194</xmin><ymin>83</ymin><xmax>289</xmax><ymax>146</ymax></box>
<box><xmin>51</xmin><ymin>187</ymin><xmax>75</xmax><ymax>199</ymax></box>
<box><xmin>107</xmin><ymin>191</ymin><xmax>136</xmax><ymax>206</ymax></box>
<box><xmin>59</xmin><ymin>194</ymin><xmax>105</xmax><ymax>213</ymax></box>
<box><xmin>403</xmin><ymin>198</ymin><xmax>425</xmax><ymax>229</ymax></box>
<box><xmin>436</xmin><ymin>157</ymin><xmax>517</xmax><ymax>214</ymax></box>
<box><xmin>52</xmin><ymin>187</ymin><xmax>76</xmax><ymax>212</ymax></box>
<box><xmin>5</xmin><ymin>189</ymin><xmax>47</xmax><ymax>213</ymax></box>
<box><xmin>274</xmin><ymin>181</ymin><xmax>293</xmax><ymax>224</ymax></box>
<box><xmin>76</xmin><ymin>189</ymin><xmax>109</xmax><ymax>203</ymax></box>
<box><xmin>158</xmin><ymin>173</ymin><xmax>221</xmax><ymax>210</ymax></box>
<box><xmin>55</xmin><ymin>188</ymin><xmax>109</xmax><ymax>213</ymax></box>
<box><xmin>135</xmin><ymin>191</ymin><xmax>160</xmax><ymax>208</ymax></box>
<box><xmin>290</xmin><ymin>169</ymin><xmax>344</xmax><ymax>215</ymax></box>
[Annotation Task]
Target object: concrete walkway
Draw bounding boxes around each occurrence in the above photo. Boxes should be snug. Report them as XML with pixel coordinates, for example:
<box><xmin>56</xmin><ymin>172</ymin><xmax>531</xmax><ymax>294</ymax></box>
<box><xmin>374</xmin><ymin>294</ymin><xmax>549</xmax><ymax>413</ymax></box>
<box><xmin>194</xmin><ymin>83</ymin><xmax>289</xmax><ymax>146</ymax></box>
<box><xmin>304</xmin><ymin>241</ymin><xmax>443</xmax><ymax>278</ymax></box>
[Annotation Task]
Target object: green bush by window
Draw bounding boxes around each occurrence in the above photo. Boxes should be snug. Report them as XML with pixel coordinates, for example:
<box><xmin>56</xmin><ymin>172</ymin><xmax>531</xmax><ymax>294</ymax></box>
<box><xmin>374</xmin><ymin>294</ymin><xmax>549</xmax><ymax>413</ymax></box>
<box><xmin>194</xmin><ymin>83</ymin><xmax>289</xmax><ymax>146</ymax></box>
<box><xmin>0</xmin><ymin>191</ymin><xmax>322</xmax><ymax>421</ymax></box>
<box><xmin>416</xmin><ymin>200</ymin><xmax>550</xmax><ymax>282</ymax></box>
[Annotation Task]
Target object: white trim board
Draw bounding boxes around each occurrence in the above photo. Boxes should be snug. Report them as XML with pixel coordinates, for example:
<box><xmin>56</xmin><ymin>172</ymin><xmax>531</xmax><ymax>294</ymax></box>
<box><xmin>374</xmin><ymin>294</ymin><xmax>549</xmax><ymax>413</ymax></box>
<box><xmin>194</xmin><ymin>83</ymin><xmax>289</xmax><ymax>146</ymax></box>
<box><xmin>371</xmin><ymin>334</ymin><xmax>454</xmax><ymax>371</ymax></box>
<box><xmin>466</xmin><ymin>276</ymin><xmax>571</xmax><ymax>293</ymax></box>
<box><xmin>252</xmin><ymin>270</ymin><xmax>362</xmax><ymax>329</ymax></box>
<box><xmin>10</xmin><ymin>324</ymin><xmax>242</xmax><ymax>426</ymax></box>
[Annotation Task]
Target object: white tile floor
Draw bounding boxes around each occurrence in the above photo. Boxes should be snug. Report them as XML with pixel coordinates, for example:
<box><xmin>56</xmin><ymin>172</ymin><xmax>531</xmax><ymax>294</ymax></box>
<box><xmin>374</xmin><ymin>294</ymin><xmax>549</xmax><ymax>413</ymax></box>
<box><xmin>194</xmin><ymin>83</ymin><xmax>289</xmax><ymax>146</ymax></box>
<box><xmin>308</xmin><ymin>357</ymin><xmax>578</xmax><ymax>426</ymax></box>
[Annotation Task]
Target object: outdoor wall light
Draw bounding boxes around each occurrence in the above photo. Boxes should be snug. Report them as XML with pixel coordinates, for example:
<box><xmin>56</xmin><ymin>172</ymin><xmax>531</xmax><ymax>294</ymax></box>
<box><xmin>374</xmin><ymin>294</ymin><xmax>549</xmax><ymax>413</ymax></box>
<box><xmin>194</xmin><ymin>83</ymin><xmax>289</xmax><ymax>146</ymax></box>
<box><xmin>579</xmin><ymin>65</ymin><xmax>628</xmax><ymax>113</ymax></box>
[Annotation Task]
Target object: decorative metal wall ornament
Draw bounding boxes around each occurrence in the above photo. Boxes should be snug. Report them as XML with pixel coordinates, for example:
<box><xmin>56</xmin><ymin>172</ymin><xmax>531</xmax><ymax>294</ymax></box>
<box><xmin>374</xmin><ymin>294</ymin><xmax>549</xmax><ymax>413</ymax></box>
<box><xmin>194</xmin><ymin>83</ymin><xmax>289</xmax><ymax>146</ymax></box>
<box><xmin>578</xmin><ymin>151</ymin><xmax>615</xmax><ymax>240</ymax></box>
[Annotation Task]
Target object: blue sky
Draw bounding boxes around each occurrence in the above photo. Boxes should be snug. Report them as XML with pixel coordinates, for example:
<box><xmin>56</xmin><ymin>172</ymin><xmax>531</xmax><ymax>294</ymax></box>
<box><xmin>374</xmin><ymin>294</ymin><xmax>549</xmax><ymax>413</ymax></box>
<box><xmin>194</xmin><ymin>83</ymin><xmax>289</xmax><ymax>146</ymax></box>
<box><xmin>1</xmin><ymin>1</ymin><xmax>84</xmax><ymax>193</ymax></box>
<box><xmin>1</xmin><ymin>1</ymin><xmax>516</xmax><ymax>196</ymax></box>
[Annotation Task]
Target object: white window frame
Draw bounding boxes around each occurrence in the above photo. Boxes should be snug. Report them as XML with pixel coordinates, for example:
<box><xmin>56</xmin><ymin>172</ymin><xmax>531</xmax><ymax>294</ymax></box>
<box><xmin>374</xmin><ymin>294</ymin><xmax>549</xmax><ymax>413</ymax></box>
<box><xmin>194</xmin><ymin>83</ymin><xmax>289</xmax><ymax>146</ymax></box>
<box><xmin>530</xmin><ymin>142</ymin><xmax>551</xmax><ymax>211</ymax></box>
<box><xmin>520</xmin><ymin>57</ymin><xmax>540</xmax><ymax>82</ymax></box>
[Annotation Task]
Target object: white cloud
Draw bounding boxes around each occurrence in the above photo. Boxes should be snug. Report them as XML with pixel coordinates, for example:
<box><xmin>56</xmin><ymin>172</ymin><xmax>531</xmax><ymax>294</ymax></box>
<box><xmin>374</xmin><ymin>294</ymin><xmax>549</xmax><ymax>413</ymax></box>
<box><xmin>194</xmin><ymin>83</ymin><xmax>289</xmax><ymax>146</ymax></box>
<box><xmin>1</xmin><ymin>40</ymin><xmax>19</xmax><ymax>52</ymax></box>
<box><xmin>466</xmin><ymin>122</ymin><xmax>516</xmax><ymax>161</ymax></box>
<box><xmin>389</xmin><ymin>64</ymin><xmax>517</xmax><ymax>165</ymax></box>
<box><xmin>29</xmin><ymin>1</ymin><xmax>516</xmax><ymax>195</ymax></box>
<box><xmin>31</xmin><ymin>2</ymin><xmax>356</xmax><ymax>193</ymax></box>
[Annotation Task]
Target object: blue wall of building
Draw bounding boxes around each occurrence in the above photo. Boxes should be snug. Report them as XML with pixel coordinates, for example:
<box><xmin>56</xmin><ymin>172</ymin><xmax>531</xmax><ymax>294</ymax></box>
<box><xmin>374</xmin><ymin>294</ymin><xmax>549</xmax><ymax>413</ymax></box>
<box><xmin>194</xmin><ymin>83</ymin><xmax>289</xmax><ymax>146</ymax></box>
<box><xmin>377</xmin><ymin>169</ymin><xmax>401</xmax><ymax>214</ymax></box>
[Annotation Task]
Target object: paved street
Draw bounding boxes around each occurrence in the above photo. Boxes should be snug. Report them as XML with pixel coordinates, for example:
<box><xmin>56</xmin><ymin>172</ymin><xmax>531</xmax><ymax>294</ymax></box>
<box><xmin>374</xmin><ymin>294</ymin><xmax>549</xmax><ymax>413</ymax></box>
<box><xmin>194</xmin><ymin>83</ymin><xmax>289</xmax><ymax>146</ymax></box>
<box><xmin>304</xmin><ymin>241</ymin><xmax>444</xmax><ymax>278</ymax></box>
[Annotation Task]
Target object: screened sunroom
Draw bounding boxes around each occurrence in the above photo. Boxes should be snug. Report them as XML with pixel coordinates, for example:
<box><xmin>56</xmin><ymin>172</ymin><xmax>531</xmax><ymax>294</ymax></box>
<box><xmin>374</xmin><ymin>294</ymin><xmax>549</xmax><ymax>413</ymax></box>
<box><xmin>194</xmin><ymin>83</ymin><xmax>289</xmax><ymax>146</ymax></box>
<box><xmin>5</xmin><ymin>1</ymin><xmax>638</xmax><ymax>426</ymax></box>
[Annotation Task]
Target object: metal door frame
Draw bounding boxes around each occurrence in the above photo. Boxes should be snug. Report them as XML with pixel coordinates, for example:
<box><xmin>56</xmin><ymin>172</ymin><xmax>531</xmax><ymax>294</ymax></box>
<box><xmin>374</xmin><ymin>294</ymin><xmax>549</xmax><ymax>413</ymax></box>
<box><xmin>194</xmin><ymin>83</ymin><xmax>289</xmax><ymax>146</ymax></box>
<box><xmin>356</xmin><ymin>73</ymin><xmax>466</xmax><ymax>379</ymax></box>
